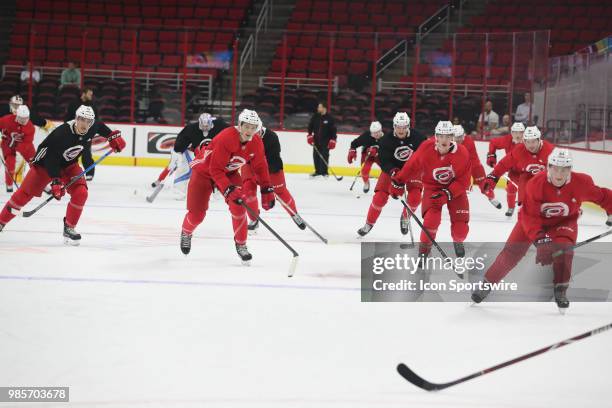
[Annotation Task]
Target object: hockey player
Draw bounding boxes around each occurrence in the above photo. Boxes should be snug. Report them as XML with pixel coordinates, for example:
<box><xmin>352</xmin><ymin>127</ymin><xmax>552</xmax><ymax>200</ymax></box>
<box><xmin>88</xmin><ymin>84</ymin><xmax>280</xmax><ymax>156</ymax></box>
<box><xmin>0</xmin><ymin>106</ymin><xmax>126</xmax><ymax>244</ymax></box>
<box><xmin>452</xmin><ymin>124</ymin><xmax>501</xmax><ymax>209</ymax></box>
<box><xmin>390</xmin><ymin>121</ymin><xmax>471</xmax><ymax>259</ymax></box>
<box><xmin>471</xmin><ymin>148</ymin><xmax>612</xmax><ymax>312</ymax></box>
<box><xmin>486</xmin><ymin>122</ymin><xmax>525</xmax><ymax>216</ymax></box>
<box><xmin>179</xmin><ymin>109</ymin><xmax>274</xmax><ymax>263</ymax></box>
<box><xmin>482</xmin><ymin>126</ymin><xmax>554</xmax><ymax>206</ymax></box>
<box><xmin>0</xmin><ymin>105</ymin><xmax>36</xmax><ymax>192</ymax></box>
<box><xmin>0</xmin><ymin>95</ymin><xmax>54</xmax><ymax>132</ymax></box>
<box><xmin>151</xmin><ymin>112</ymin><xmax>228</xmax><ymax>194</ymax></box>
<box><xmin>357</xmin><ymin>112</ymin><xmax>426</xmax><ymax>237</ymax></box>
<box><xmin>243</xmin><ymin>121</ymin><xmax>305</xmax><ymax>232</ymax></box>
<box><xmin>347</xmin><ymin>121</ymin><xmax>384</xmax><ymax>193</ymax></box>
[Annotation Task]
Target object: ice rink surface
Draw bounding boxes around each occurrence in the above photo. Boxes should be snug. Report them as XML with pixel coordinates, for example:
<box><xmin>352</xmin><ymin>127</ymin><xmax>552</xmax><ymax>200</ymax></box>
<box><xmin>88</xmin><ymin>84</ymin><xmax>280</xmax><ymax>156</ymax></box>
<box><xmin>1</xmin><ymin>165</ymin><xmax>611</xmax><ymax>408</ymax></box>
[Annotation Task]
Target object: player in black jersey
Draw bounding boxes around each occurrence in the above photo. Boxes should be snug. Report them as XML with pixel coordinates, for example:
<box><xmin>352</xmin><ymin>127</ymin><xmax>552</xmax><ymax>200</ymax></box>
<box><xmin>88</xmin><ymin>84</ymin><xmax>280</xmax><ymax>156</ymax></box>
<box><xmin>347</xmin><ymin>121</ymin><xmax>384</xmax><ymax>193</ymax></box>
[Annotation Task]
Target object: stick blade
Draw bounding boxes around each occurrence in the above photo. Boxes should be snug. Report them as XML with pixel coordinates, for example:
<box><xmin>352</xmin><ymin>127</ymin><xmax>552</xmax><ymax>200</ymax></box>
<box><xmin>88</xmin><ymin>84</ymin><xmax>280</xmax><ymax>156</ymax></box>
<box><xmin>288</xmin><ymin>255</ymin><xmax>299</xmax><ymax>277</ymax></box>
<box><xmin>397</xmin><ymin>363</ymin><xmax>441</xmax><ymax>391</ymax></box>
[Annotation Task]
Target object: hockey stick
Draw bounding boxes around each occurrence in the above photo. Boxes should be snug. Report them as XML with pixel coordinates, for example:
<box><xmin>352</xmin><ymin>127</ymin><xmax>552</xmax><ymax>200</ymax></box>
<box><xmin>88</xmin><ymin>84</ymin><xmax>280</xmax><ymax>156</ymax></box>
<box><xmin>18</xmin><ymin>150</ymin><xmax>113</xmax><ymax>218</ymax></box>
<box><xmin>313</xmin><ymin>145</ymin><xmax>343</xmax><ymax>181</ymax></box>
<box><xmin>349</xmin><ymin>152</ymin><xmax>371</xmax><ymax>191</ymax></box>
<box><xmin>399</xmin><ymin>199</ymin><xmax>463</xmax><ymax>278</ymax></box>
<box><xmin>397</xmin><ymin>321</ymin><xmax>612</xmax><ymax>391</ymax></box>
<box><xmin>552</xmin><ymin>229</ymin><xmax>612</xmax><ymax>258</ymax></box>
<box><xmin>240</xmin><ymin>201</ymin><xmax>299</xmax><ymax>277</ymax></box>
<box><xmin>275</xmin><ymin>194</ymin><xmax>328</xmax><ymax>244</ymax></box>
<box><xmin>400</xmin><ymin>192</ymin><xmax>415</xmax><ymax>248</ymax></box>
<box><xmin>0</xmin><ymin>153</ymin><xmax>20</xmax><ymax>189</ymax></box>
<box><xmin>146</xmin><ymin>167</ymin><xmax>177</xmax><ymax>203</ymax></box>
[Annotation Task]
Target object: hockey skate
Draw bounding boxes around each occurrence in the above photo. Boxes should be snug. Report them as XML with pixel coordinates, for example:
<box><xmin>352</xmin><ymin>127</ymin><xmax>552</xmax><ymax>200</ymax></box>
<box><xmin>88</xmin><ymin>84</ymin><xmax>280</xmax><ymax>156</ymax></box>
<box><xmin>291</xmin><ymin>214</ymin><xmax>307</xmax><ymax>230</ymax></box>
<box><xmin>554</xmin><ymin>283</ymin><xmax>570</xmax><ymax>314</ymax></box>
<box><xmin>180</xmin><ymin>231</ymin><xmax>192</xmax><ymax>255</ymax></box>
<box><xmin>400</xmin><ymin>209</ymin><xmax>410</xmax><ymax>235</ymax></box>
<box><xmin>85</xmin><ymin>175</ymin><xmax>94</xmax><ymax>182</ymax></box>
<box><xmin>357</xmin><ymin>223</ymin><xmax>373</xmax><ymax>237</ymax></box>
<box><xmin>505</xmin><ymin>207</ymin><xmax>515</xmax><ymax>217</ymax></box>
<box><xmin>63</xmin><ymin>217</ymin><xmax>81</xmax><ymax>246</ymax></box>
<box><xmin>6</xmin><ymin>185</ymin><xmax>13</xmax><ymax>193</ymax></box>
<box><xmin>453</xmin><ymin>242</ymin><xmax>465</xmax><ymax>258</ymax></box>
<box><xmin>151</xmin><ymin>180</ymin><xmax>160</xmax><ymax>188</ymax></box>
<box><xmin>471</xmin><ymin>279</ymin><xmax>491</xmax><ymax>304</ymax></box>
<box><xmin>235</xmin><ymin>243</ymin><xmax>252</xmax><ymax>265</ymax></box>
<box><xmin>0</xmin><ymin>223</ymin><xmax>4</xmax><ymax>232</ymax></box>
<box><xmin>247</xmin><ymin>219</ymin><xmax>259</xmax><ymax>233</ymax></box>
<box><xmin>363</xmin><ymin>180</ymin><xmax>370</xmax><ymax>193</ymax></box>
<box><xmin>489</xmin><ymin>198</ymin><xmax>502</xmax><ymax>209</ymax></box>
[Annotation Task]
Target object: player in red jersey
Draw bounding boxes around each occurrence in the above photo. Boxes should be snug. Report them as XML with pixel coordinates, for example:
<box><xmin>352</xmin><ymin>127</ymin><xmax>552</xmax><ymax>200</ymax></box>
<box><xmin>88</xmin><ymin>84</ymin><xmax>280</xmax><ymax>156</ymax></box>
<box><xmin>486</xmin><ymin>122</ymin><xmax>525</xmax><ymax>216</ymax></box>
<box><xmin>482</xmin><ymin>126</ymin><xmax>554</xmax><ymax>205</ymax></box>
<box><xmin>347</xmin><ymin>121</ymin><xmax>384</xmax><ymax>193</ymax></box>
<box><xmin>179</xmin><ymin>109</ymin><xmax>274</xmax><ymax>264</ymax></box>
<box><xmin>452</xmin><ymin>124</ymin><xmax>501</xmax><ymax>210</ymax></box>
<box><xmin>472</xmin><ymin>148</ymin><xmax>612</xmax><ymax>312</ymax></box>
<box><xmin>0</xmin><ymin>105</ymin><xmax>36</xmax><ymax>192</ymax></box>
<box><xmin>390</xmin><ymin>121</ymin><xmax>472</xmax><ymax>259</ymax></box>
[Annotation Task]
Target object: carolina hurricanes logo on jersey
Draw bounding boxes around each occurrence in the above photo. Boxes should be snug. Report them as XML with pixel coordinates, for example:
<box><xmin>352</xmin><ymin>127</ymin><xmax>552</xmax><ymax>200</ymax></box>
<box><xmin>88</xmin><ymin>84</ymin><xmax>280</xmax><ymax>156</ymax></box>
<box><xmin>525</xmin><ymin>163</ymin><xmax>546</xmax><ymax>175</ymax></box>
<box><xmin>63</xmin><ymin>145</ymin><xmax>84</xmax><ymax>161</ymax></box>
<box><xmin>432</xmin><ymin>166</ymin><xmax>455</xmax><ymax>184</ymax></box>
<box><xmin>541</xmin><ymin>202</ymin><xmax>570</xmax><ymax>218</ymax></box>
<box><xmin>226</xmin><ymin>155</ymin><xmax>247</xmax><ymax>171</ymax></box>
<box><xmin>394</xmin><ymin>146</ymin><xmax>414</xmax><ymax>161</ymax></box>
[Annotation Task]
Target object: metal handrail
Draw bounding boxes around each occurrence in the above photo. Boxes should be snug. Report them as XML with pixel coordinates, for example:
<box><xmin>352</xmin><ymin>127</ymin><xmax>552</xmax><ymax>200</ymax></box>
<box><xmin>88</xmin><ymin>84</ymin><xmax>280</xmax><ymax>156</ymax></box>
<box><xmin>238</xmin><ymin>34</ymin><xmax>254</xmax><ymax>96</ymax></box>
<box><xmin>376</xmin><ymin>40</ymin><xmax>407</xmax><ymax>76</ymax></box>
<box><xmin>254</xmin><ymin>0</ymin><xmax>271</xmax><ymax>57</ymax></box>
<box><xmin>259</xmin><ymin>75</ymin><xmax>339</xmax><ymax>93</ymax></box>
<box><xmin>417</xmin><ymin>4</ymin><xmax>450</xmax><ymax>44</ymax></box>
<box><xmin>379</xmin><ymin>78</ymin><xmax>509</xmax><ymax>96</ymax></box>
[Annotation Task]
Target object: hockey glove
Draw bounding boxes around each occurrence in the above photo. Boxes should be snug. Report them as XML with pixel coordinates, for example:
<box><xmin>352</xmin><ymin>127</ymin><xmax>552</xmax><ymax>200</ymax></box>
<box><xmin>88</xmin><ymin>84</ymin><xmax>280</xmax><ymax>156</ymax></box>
<box><xmin>328</xmin><ymin>139</ymin><xmax>336</xmax><ymax>149</ymax></box>
<box><xmin>430</xmin><ymin>188</ymin><xmax>452</xmax><ymax>206</ymax></box>
<box><xmin>260</xmin><ymin>186</ymin><xmax>275</xmax><ymax>210</ymax></box>
<box><xmin>486</xmin><ymin>153</ymin><xmax>497</xmax><ymax>168</ymax></box>
<box><xmin>482</xmin><ymin>174</ymin><xmax>499</xmax><ymax>194</ymax></box>
<box><xmin>534</xmin><ymin>233</ymin><xmax>554</xmax><ymax>266</ymax></box>
<box><xmin>107</xmin><ymin>130</ymin><xmax>126</xmax><ymax>153</ymax></box>
<box><xmin>50</xmin><ymin>178</ymin><xmax>66</xmax><ymax>200</ymax></box>
<box><xmin>306</xmin><ymin>134</ymin><xmax>314</xmax><ymax>146</ymax></box>
<box><xmin>366</xmin><ymin>145</ymin><xmax>378</xmax><ymax>158</ymax></box>
<box><xmin>223</xmin><ymin>185</ymin><xmax>244</xmax><ymax>205</ymax></box>
<box><xmin>389</xmin><ymin>169</ymin><xmax>404</xmax><ymax>199</ymax></box>
<box><xmin>347</xmin><ymin>148</ymin><xmax>357</xmax><ymax>164</ymax></box>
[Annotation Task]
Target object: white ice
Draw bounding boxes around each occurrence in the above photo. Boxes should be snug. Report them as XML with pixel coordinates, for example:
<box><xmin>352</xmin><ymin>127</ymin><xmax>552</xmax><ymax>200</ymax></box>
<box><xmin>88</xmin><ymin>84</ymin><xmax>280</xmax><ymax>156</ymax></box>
<box><xmin>0</xmin><ymin>165</ymin><xmax>611</xmax><ymax>408</ymax></box>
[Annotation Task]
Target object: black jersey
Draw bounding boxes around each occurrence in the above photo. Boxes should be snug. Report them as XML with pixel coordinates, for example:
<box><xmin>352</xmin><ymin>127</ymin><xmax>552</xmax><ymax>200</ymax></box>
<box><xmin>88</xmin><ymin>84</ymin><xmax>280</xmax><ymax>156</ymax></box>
<box><xmin>32</xmin><ymin>121</ymin><xmax>102</xmax><ymax>178</ymax></box>
<box><xmin>0</xmin><ymin>104</ymin><xmax>47</xmax><ymax>127</ymax></box>
<box><xmin>260</xmin><ymin>127</ymin><xmax>283</xmax><ymax>173</ymax></box>
<box><xmin>64</xmin><ymin>100</ymin><xmax>112</xmax><ymax>138</ymax></box>
<box><xmin>377</xmin><ymin>128</ymin><xmax>427</xmax><ymax>175</ymax></box>
<box><xmin>349</xmin><ymin>130</ymin><xmax>380</xmax><ymax>151</ymax></box>
<box><xmin>173</xmin><ymin>118</ymin><xmax>229</xmax><ymax>153</ymax></box>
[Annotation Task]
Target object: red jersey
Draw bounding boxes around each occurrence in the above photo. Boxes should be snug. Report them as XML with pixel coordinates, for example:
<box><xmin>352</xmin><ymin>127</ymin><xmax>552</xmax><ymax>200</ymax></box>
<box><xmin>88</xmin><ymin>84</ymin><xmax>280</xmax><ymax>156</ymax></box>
<box><xmin>520</xmin><ymin>171</ymin><xmax>612</xmax><ymax>241</ymax></box>
<box><xmin>0</xmin><ymin>113</ymin><xmax>35</xmax><ymax>148</ymax></box>
<box><xmin>488</xmin><ymin>133</ymin><xmax>516</xmax><ymax>156</ymax></box>
<box><xmin>492</xmin><ymin>140</ymin><xmax>554</xmax><ymax>179</ymax></box>
<box><xmin>191</xmin><ymin>126</ymin><xmax>271</xmax><ymax>193</ymax></box>
<box><xmin>397</xmin><ymin>138</ymin><xmax>471</xmax><ymax>198</ymax></box>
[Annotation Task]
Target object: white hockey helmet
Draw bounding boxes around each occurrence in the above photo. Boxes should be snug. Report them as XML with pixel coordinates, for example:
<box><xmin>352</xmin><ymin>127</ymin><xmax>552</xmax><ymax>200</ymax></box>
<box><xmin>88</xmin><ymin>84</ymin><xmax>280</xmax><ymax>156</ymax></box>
<box><xmin>75</xmin><ymin>105</ymin><xmax>95</xmax><ymax>133</ymax></box>
<box><xmin>370</xmin><ymin>121</ymin><xmax>382</xmax><ymax>133</ymax></box>
<box><xmin>238</xmin><ymin>109</ymin><xmax>260</xmax><ymax>126</ymax></box>
<box><xmin>393</xmin><ymin>112</ymin><xmax>410</xmax><ymax>128</ymax></box>
<box><xmin>15</xmin><ymin>105</ymin><xmax>30</xmax><ymax>125</ymax></box>
<box><xmin>511</xmin><ymin>122</ymin><xmax>525</xmax><ymax>132</ymax></box>
<box><xmin>523</xmin><ymin>126</ymin><xmax>541</xmax><ymax>140</ymax></box>
<box><xmin>198</xmin><ymin>112</ymin><xmax>214</xmax><ymax>132</ymax></box>
<box><xmin>435</xmin><ymin>120</ymin><xmax>454</xmax><ymax>136</ymax></box>
<box><xmin>548</xmin><ymin>148</ymin><xmax>572</xmax><ymax>168</ymax></box>
<box><xmin>452</xmin><ymin>124</ymin><xmax>465</xmax><ymax>138</ymax></box>
<box><xmin>9</xmin><ymin>95</ymin><xmax>23</xmax><ymax>114</ymax></box>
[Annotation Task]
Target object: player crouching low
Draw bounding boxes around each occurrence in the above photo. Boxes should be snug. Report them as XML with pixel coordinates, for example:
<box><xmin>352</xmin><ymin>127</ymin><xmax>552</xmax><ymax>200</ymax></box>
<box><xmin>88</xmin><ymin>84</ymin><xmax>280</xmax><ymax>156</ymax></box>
<box><xmin>0</xmin><ymin>106</ymin><xmax>126</xmax><ymax>244</ymax></box>
<box><xmin>179</xmin><ymin>109</ymin><xmax>274</xmax><ymax>264</ymax></box>
<box><xmin>471</xmin><ymin>148</ymin><xmax>612</xmax><ymax>312</ymax></box>
<box><xmin>390</xmin><ymin>121</ymin><xmax>471</xmax><ymax>260</ymax></box>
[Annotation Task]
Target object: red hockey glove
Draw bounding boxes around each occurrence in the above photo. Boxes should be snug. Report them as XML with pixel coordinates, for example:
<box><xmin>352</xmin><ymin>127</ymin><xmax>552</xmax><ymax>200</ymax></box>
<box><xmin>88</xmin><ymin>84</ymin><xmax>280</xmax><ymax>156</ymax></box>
<box><xmin>107</xmin><ymin>130</ymin><xmax>126</xmax><ymax>153</ymax></box>
<box><xmin>328</xmin><ymin>139</ymin><xmax>336</xmax><ymax>149</ymax></box>
<box><xmin>430</xmin><ymin>188</ymin><xmax>452</xmax><ymax>206</ymax></box>
<box><xmin>482</xmin><ymin>174</ymin><xmax>499</xmax><ymax>193</ymax></box>
<box><xmin>366</xmin><ymin>145</ymin><xmax>378</xmax><ymax>158</ymax></box>
<box><xmin>307</xmin><ymin>134</ymin><xmax>314</xmax><ymax>145</ymax></box>
<box><xmin>534</xmin><ymin>233</ymin><xmax>554</xmax><ymax>265</ymax></box>
<box><xmin>260</xmin><ymin>185</ymin><xmax>275</xmax><ymax>210</ymax></box>
<box><xmin>389</xmin><ymin>168</ymin><xmax>404</xmax><ymax>199</ymax></box>
<box><xmin>50</xmin><ymin>178</ymin><xmax>66</xmax><ymax>200</ymax></box>
<box><xmin>223</xmin><ymin>185</ymin><xmax>244</xmax><ymax>205</ymax></box>
<box><xmin>347</xmin><ymin>148</ymin><xmax>357</xmax><ymax>164</ymax></box>
<box><xmin>486</xmin><ymin>153</ymin><xmax>497</xmax><ymax>168</ymax></box>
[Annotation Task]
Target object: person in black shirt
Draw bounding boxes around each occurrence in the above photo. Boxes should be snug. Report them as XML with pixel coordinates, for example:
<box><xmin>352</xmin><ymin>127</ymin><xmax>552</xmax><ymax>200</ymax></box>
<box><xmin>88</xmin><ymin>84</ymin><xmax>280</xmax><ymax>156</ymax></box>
<box><xmin>357</xmin><ymin>112</ymin><xmax>427</xmax><ymax>237</ymax></box>
<box><xmin>307</xmin><ymin>102</ymin><xmax>337</xmax><ymax>177</ymax></box>
<box><xmin>151</xmin><ymin>112</ymin><xmax>228</xmax><ymax>189</ymax></box>
<box><xmin>0</xmin><ymin>95</ymin><xmax>54</xmax><ymax>131</ymax></box>
<box><xmin>0</xmin><ymin>105</ymin><xmax>126</xmax><ymax>244</ymax></box>
<box><xmin>242</xmin><ymin>123</ymin><xmax>306</xmax><ymax>231</ymax></box>
<box><xmin>64</xmin><ymin>88</ymin><xmax>113</xmax><ymax>181</ymax></box>
<box><xmin>347</xmin><ymin>121</ymin><xmax>384</xmax><ymax>193</ymax></box>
